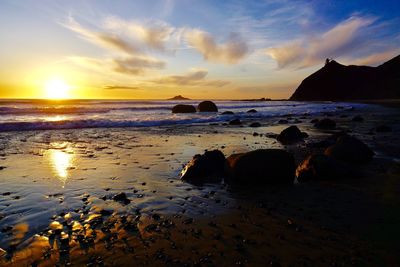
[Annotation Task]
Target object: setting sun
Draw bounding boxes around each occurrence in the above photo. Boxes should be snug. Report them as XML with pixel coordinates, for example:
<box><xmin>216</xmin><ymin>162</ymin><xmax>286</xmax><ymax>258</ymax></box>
<box><xmin>44</xmin><ymin>78</ymin><xmax>71</xmax><ymax>99</ymax></box>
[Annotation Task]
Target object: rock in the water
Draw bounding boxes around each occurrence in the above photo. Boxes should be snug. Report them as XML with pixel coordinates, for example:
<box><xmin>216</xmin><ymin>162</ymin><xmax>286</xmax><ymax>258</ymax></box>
<box><xmin>222</xmin><ymin>111</ymin><xmax>234</xmax><ymax>115</ymax></box>
<box><xmin>113</xmin><ymin>192</ymin><xmax>131</xmax><ymax>204</ymax></box>
<box><xmin>172</xmin><ymin>104</ymin><xmax>196</xmax><ymax>113</ymax></box>
<box><xmin>197</xmin><ymin>101</ymin><xmax>218</xmax><ymax>112</ymax></box>
<box><xmin>375</xmin><ymin>125</ymin><xmax>392</xmax><ymax>132</ymax></box>
<box><xmin>277</xmin><ymin>126</ymin><xmax>308</xmax><ymax>145</ymax></box>
<box><xmin>352</xmin><ymin>115</ymin><xmax>364</xmax><ymax>122</ymax></box>
<box><xmin>247</xmin><ymin>109</ymin><xmax>257</xmax><ymax>113</ymax></box>
<box><xmin>296</xmin><ymin>154</ymin><xmax>356</xmax><ymax>182</ymax></box>
<box><xmin>324</xmin><ymin>135</ymin><xmax>374</xmax><ymax>163</ymax></box>
<box><xmin>226</xmin><ymin>149</ymin><xmax>295</xmax><ymax>184</ymax></box>
<box><xmin>278</xmin><ymin>119</ymin><xmax>288</xmax><ymax>124</ymax></box>
<box><xmin>229</xmin><ymin>119</ymin><xmax>242</xmax><ymax>125</ymax></box>
<box><xmin>249</xmin><ymin>122</ymin><xmax>261</xmax><ymax>127</ymax></box>
<box><xmin>181</xmin><ymin>150</ymin><xmax>226</xmax><ymax>184</ymax></box>
<box><xmin>314</xmin><ymin>118</ymin><xmax>336</xmax><ymax>129</ymax></box>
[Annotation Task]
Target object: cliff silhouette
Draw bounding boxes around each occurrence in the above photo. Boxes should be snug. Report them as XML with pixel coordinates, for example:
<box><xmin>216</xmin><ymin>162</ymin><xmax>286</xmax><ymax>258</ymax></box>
<box><xmin>290</xmin><ymin>55</ymin><xmax>400</xmax><ymax>101</ymax></box>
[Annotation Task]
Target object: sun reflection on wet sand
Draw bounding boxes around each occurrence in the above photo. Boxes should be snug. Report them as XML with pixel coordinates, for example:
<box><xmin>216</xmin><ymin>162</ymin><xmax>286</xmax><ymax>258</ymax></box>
<box><xmin>46</xmin><ymin>144</ymin><xmax>74</xmax><ymax>187</ymax></box>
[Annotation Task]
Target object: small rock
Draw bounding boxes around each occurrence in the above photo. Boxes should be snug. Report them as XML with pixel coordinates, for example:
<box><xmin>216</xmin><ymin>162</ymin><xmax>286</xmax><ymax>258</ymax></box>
<box><xmin>113</xmin><ymin>192</ymin><xmax>131</xmax><ymax>204</ymax></box>
<box><xmin>276</xmin><ymin>125</ymin><xmax>308</xmax><ymax>145</ymax></box>
<box><xmin>222</xmin><ymin>111</ymin><xmax>234</xmax><ymax>115</ymax></box>
<box><xmin>247</xmin><ymin>109</ymin><xmax>257</xmax><ymax>113</ymax></box>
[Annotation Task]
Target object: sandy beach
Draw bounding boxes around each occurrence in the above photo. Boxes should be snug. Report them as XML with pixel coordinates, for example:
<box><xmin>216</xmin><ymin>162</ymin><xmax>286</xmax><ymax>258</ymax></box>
<box><xmin>0</xmin><ymin>102</ymin><xmax>399</xmax><ymax>266</ymax></box>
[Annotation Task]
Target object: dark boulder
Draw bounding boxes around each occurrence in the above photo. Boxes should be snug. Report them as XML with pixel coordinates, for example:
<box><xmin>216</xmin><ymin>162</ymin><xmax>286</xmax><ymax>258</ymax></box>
<box><xmin>229</xmin><ymin>119</ymin><xmax>242</xmax><ymax>125</ymax></box>
<box><xmin>249</xmin><ymin>122</ymin><xmax>261</xmax><ymax>127</ymax></box>
<box><xmin>172</xmin><ymin>104</ymin><xmax>196</xmax><ymax>113</ymax></box>
<box><xmin>277</xmin><ymin>126</ymin><xmax>308</xmax><ymax>145</ymax></box>
<box><xmin>324</xmin><ymin>135</ymin><xmax>374</xmax><ymax>163</ymax></box>
<box><xmin>247</xmin><ymin>109</ymin><xmax>257</xmax><ymax>113</ymax></box>
<box><xmin>222</xmin><ymin>111</ymin><xmax>234</xmax><ymax>115</ymax></box>
<box><xmin>296</xmin><ymin>154</ymin><xmax>357</xmax><ymax>182</ymax></box>
<box><xmin>181</xmin><ymin>150</ymin><xmax>226</xmax><ymax>184</ymax></box>
<box><xmin>310</xmin><ymin>118</ymin><xmax>319</xmax><ymax>123</ymax></box>
<box><xmin>278</xmin><ymin>119</ymin><xmax>288</xmax><ymax>124</ymax></box>
<box><xmin>314</xmin><ymin>118</ymin><xmax>336</xmax><ymax>129</ymax></box>
<box><xmin>226</xmin><ymin>149</ymin><xmax>295</xmax><ymax>185</ymax></box>
<box><xmin>197</xmin><ymin>101</ymin><xmax>218</xmax><ymax>112</ymax></box>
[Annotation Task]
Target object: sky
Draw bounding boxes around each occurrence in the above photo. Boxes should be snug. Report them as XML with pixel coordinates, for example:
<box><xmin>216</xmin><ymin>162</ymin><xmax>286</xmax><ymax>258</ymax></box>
<box><xmin>0</xmin><ymin>0</ymin><xmax>399</xmax><ymax>99</ymax></box>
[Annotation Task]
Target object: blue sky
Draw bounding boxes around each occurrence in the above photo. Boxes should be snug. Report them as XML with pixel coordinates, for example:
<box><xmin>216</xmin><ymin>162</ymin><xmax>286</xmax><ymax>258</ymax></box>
<box><xmin>0</xmin><ymin>0</ymin><xmax>399</xmax><ymax>99</ymax></box>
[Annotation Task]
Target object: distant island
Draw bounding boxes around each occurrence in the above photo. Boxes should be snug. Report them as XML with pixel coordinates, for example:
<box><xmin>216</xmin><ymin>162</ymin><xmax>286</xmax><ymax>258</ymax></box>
<box><xmin>290</xmin><ymin>55</ymin><xmax>400</xmax><ymax>101</ymax></box>
<box><xmin>168</xmin><ymin>95</ymin><xmax>190</xmax><ymax>100</ymax></box>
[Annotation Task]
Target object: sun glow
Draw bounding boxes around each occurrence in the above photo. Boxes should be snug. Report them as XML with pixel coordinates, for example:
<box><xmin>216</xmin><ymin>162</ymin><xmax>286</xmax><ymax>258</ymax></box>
<box><xmin>44</xmin><ymin>78</ymin><xmax>71</xmax><ymax>99</ymax></box>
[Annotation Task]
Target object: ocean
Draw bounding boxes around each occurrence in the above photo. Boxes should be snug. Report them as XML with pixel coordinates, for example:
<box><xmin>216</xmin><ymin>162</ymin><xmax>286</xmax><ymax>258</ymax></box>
<box><xmin>0</xmin><ymin>99</ymin><xmax>367</xmax><ymax>131</ymax></box>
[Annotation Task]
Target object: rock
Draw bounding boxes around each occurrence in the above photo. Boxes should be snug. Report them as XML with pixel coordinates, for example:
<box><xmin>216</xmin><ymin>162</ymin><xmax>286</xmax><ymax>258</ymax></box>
<box><xmin>229</xmin><ymin>119</ymin><xmax>242</xmax><ymax>125</ymax></box>
<box><xmin>172</xmin><ymin>104</ymin><xmax>196</xmax><ymax>113</ymax></box>
<box><xmin>249</xmin><ymin>122</ymin><xmax>261</xmax><ymax>127</ymax></box>
<box><xmin>352</xmin><ymin>115</ymin><xmax>364</xmax><ymax>122</ymax></box>
<box><xmin>247</xmin><ymin>109</ymin><xmax>257</xmax><ymax>113</ymax></box>
<box><xmin>181</xmin><ymin>150</ymin><xmax>226</xmax><ymax>184</ymax></box>
<box><xmin>314</xmin><ymin>118</ymin><xmax>336</xmax><ymax>129</ymax></box>
<box><xmin>278</xmin><ymin>119</ymin><xmax>288</xmax><ymax>124</ymax></box>
<box><xmin>289</xmin><ymin>55</ymin><xmax>400</xmax><ymax>101</ymax></box>
<box><xmin>226</xmin><ymin>149</ymin><xmax>295</xmax><ymax>184</ymax></box>
<box><xmin>113</xmin><ymin>192</ymin><xmax>131</xmax><ymax>204</ymax></box>
<box><xmin>277</xmin><ymin>126</ymin><xmax>308</xmax><ymax>145</ymax></box>
<box><xmin>310</xmin><ymin>118</ymin><xmax>319</xmax><ymax>123</ymax></box>
<box><xmin>375</xmin><ymin>125</ymin><xmax>392</xmax><ymax>132</ymax></box>
<box><xmin>296</xmin><ymin>154</ymin><xmax>356</xmax><ymax>182</ymax></box>
<box><xmin>197</xmin><ymin>101</ymin><xmax>218</xmax><ymax>112</ymax></box>
<box><xmin>222</xmin><ymin>111</ymin><xmax>234</xmax><ymax>115</ymax></box>
<box><xmin>324</xmin><ymin>135</ymin><xmax>374</xmax><ymax>163</ymax></box>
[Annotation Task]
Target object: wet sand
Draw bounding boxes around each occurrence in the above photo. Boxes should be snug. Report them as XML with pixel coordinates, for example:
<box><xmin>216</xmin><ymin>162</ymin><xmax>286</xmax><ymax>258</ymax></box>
<box><xmin>0</xmin><ymin>103</ymin><xmax>399</xmax><ymax>266</ymax></box>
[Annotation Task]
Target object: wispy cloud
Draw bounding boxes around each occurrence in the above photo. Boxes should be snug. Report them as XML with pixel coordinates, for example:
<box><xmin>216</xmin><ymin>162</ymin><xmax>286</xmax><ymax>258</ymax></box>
<box><xmin>266</xmin><ymin>16</ymin><xmax>375</xmax><ymax>68</ymax></box>
<box><xmin>152</xmin><ymin>69</ymin><xmax>230</xmax><ymax>87</ymax></box>
<box><xmin>185</xmin><ymin>29</ymin><xmax>249</xmax><ymax>64</ymax></box>
<box><xmin>68</xmin><ymin>55</ymin><xmax>165</xmax><ymax>76</ymax></box>
<box><xmin>63</xmin><ymin>16</ymin><xmax>140</xmax><ymax>55</ymax></box>
<box><xmin>103</xmin><ymin>85</ymin><xmax>139</xmax><ymax>90</ymax></box>
<box><xmin>112</xmin><ymin>56</ymin><xmax>165</xmax><ymax>75</ymax></box>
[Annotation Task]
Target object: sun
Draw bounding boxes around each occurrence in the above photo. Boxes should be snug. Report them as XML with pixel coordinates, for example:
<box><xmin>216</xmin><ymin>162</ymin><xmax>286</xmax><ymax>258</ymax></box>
<box><xmin>44</xmin><ymin>78</ymin><xmax>71</xmax><ymax>99</ymax></box>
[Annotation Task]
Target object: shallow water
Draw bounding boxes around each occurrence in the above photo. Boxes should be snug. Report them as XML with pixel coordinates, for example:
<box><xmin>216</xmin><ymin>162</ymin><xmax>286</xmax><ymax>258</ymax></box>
<box><xmin>0</xmin><ymin>99</ymin><xmax>365</xmax><ymax>131</ymax></box>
